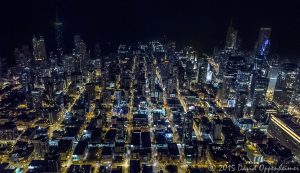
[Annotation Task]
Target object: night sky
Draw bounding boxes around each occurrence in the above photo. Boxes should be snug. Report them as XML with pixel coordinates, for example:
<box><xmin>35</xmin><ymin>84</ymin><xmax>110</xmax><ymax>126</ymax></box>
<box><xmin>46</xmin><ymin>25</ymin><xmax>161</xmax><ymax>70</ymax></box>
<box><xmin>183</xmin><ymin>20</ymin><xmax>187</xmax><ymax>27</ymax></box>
<box><xmin>1</xmin><ymin>0</ymin><xmax>300</xmax><ymax>64</ymax></box>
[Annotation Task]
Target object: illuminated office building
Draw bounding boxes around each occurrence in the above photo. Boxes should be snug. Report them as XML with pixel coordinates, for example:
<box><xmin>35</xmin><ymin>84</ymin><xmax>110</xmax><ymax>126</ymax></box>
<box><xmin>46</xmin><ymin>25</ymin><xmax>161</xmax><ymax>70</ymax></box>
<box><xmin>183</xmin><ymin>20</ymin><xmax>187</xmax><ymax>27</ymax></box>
<box><xmin>183</xmin><ymin>111</ymin><xmax>194</xmax><ymax>146</ymax></box>
<box><xmin>234</xmin><ymin>69</ymin><xmax>252</xmax><ymax>118</ymax></box>
<box><xmin>221</xmin><ymin>56</ymin><xmax>247</xmax><ymax>108</ymax></box>
<box><xmin>255</xmin><ymin>28</ymin><xmax>271</xmax><ymax>56</ymax></box>
<box><xmin>267</xmin><ymin>62</ymin><xmax>280</xmax><ymax>96</ymax></box>
<box><xmin>54</xmin><ymin>13</ymin><xmax>63</xmax><ymax>54</ymax></box>
<box><xmin>253</xmin><ymin>28</ymin><xmax>271</xmax><ymax>78</ymax></box>
<box><xmin>225</xmin><ymin>25</ymin><xmax>238</xmax><ymax>50</ymax></box>
<box><xmin>273</xmin><ymin>63</ymin><xmax>299</xmax><ymax>112</ymax></box>
<box><xmin>32</xmin><ymin>135</ymin><xmax>50</xmax><ymax>158</ymax></box>
<box><xmin>197</xmin><ymin>56</ymin><xmax>209</xmax><ymax>85</ymax></box>
<box><xmin>251</xmin><ymin>76</ymin><xmax>269</xmax><ymax>107</ymax></box>
<box><xmin>268</xmin><ymin>115</ymin><xmax>300</xmax><ymax>158</ymax></box>
<box><xmin>212</xmin><ymin>118</ymin><xmax>222</xmax><ymax>140</ymax></box>
<box><xmin>250</xmin><ymin>76</ymin><xmax>269</xmax><ymax>122</ymax></box>
<box><xmin>73</xmin><ymin>35</ymin><xmax>88</xmax><ymax>72</ymax></box>
<box><xmin>32</xmin><ymin>36</ymin><xmax>47</xmax><ymax>62</ymax></box>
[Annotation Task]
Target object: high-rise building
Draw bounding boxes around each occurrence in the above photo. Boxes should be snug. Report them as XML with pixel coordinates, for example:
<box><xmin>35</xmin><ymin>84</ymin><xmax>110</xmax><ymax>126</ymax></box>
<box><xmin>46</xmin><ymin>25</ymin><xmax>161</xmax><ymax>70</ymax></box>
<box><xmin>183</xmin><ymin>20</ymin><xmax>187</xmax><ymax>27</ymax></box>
<box><xmin>251</xmin><ymin>76</ymin><xmax>269</xmax><ymax>107</ymax></box>
<box><xmin>54</xmin><ymin>11</ymin><xmax>63</xmax><ymax>63</ymax></box>
<box><xmin>235</xmin><ymin>90</ymin><xmax>248</xmax><ymax>119</ymax></box>
<box><xmin>221</xmin><ymin>56</ymin><xmax>247</xmax><ymax>108</ymax></box>
<box><xmin>273</xmin><ymin>63</ymin><xmax>299</xmax><ymax>112</ymax></box>
<box><xmin>63</xmin><ymin>55</ymin><xmax>76</xmax><ymax>74</ymax></box>
<box><xmin>73</xmin><ymin>35</ymin><xmax>87</xmax><ymax>72</ymax></box>
<box><xmin>225</xmin><ymin>26</ymin><xmax>238</xmax><ymax>50</ymax></box>
<box><xmin>212</xmin><ymin>118</ymin><xmax>222</xmax><ymax>140</ymax></box>
<box><xmin>74</xmin><ymin>35</ymin><xmax>81</xmax><ymax>53</ymax></box>
<box><xmin>54</xmin><ymin>14</ymin><xmax>63</xmax><ymax>51</ymax></box>
<box><xmin>94</xmin><ymin>43</ymin><xmax>102</xmax><ymax>71</ymax></box>
<box><xmin>268</xmin><ymin>114</ymin><xmax>300</xmax><ymax>158</ymax></box>
<box><xmin>31</xmin><ymin>90</ymin><xmax>43</xmax><ymax>109</ymax></box>
<box><xmin>0</xmin><ymin>122</ymin><xmax>18</xmax><ymax>140</ymax></box>
<box><xmin>47</xmin><ymin>107</ymin><xmax>59</xmax><ymax>125</ymax></box>
<box><xmin>114</xmin><ymin>90</ymin><xmax>122</xmax><ymax>105</ymax></box>
<box><xmin>267</xmin><ymin>61</ymin><xmax>280</xmax><ymax>95</ymax></box>
<box><xmin>253</xmin><ymin>28</ymin><xmax>272</xmax><ymax>77</ymax></box>
<box><xmin>86</xmin><ymin>83</ymin><xmax>95</xmax><ymax>100</ymax></box>
<box><xmin>32</xmin><ymin>36</ymin><xmax>47</xmax><ymax>62</ymax></box>
<box><xmin>183</xmin><ymin>111</ymin><xmax>194</xmax><ymax>145</ymax></box>
<box><xmin>222</xmin><ymin>73</ymin><xmax>236</xmax><ymax>107</ymax></box>
<box><xmin>14</xmin><ymin>45</ymin><xmax>32</xmax><ymax>68</ymax></box>
<box><xmin>32</xmin><ymin>135</ymin><xmax>49</xmax><ymax>158</ymax></box>
<box><xmin>255</xmin><ymin>27</ymin><xmax>271</xmax><ymax>56</ymax></box>
<box><xmin>45</xmin><ymin>153</ymin><xmax>61</xmax><ymax>172</ymax></box>
<box><xmin>250</xmin><ymin>76</ymin><xmax>269</xmax><ymax>122</ymax></box>
<box><xmin>197</xmin><ymin>56</ymin><xmax>208</xmax><ymax>85</ymax></box>
<box><xmin>234</xmin><ymin>69</ymin><xmax>252</xmax><ymax>118</ymax></box>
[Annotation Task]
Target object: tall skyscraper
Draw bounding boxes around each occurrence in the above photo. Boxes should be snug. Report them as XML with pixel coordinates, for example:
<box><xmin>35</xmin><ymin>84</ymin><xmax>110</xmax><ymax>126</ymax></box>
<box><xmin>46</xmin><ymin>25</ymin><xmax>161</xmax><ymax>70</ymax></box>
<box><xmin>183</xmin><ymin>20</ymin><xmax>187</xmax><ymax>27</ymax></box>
<box><xmin>183</xmin><ymin>111</ymin><xmax>193</xmax><ymax>146</ymax></box>
<box><xmin>54</xmin><ymin>10</ymin><xmax>63</xmax><ymax>62</ymax></box>
<box><xmin>32</xmin><ymin>135</ymin><xmax>49</xmax><ymax>158</ymax></box>
<box><xmin>32</xmin><ymin>36</ymin><xmax>47</xmax><ymax>62</ymax></box>
<box><xmin>74</xmin><ymin>35</ymin><xmax>81</xmax><ymax>52</ymax></box>
<box><xmin>45</xmin><ymin>153</ymin><xmax>61</xmax><ymax>172</ymax></box>
<box><xmin>212</xmin><ymin>118</ymin><xmax>223</xmax><ymax>140</ymax></box>
<box><xmin>225</xmin><ymin>25</ymin><xmax>238</xmax><ymax>50</ymax></box>
<box><xmin>94</xmin><ymin>43</ymin><xmax>102</xmax><ymax>68</ymax></box>
<box><xmin>253</xmin><ymin>28</ymin><xmax>272</xmax><ymax>77</ymax></box>
<box><xmin>273</xmin><ymin>63</ymin><xmax>299</xmax><ymax>112</ymax></box>
<box><xmin>250</xmin><ymin>75</ymin><xmax>269</xmax><ymax>122</ymax></box>
<box><xmin>255</xmin><ymin>28</ymin><xmax>271</xmax><ymax>56</ymax></box>
<box><xmin>267</xmin><ymin>60</ymin><xmax>280</xmax><ymax>95</ymax></box>
<box><xmin>197</xmin><ymin>56</ymin><xmax>208</xmax><ymax>85</ymax></box>
<box><xmin>73</xmin><ymin>35</ymin><xmax>87</xmax><ymax>72</ymax></box>
<box><xmin>234</xmin><ymin>69</ymin><xmax>252</xmax><ymax>118</ymax></box>
<box><xmin>251</xmin><ymin>76</ymin><xmax>269</xmax><ymax>107</ymax></box>
<box><xmin>221</xmin><ymin>56</ymin><xmax>247</xmax><ymax>108</ymax></box>
<box><xmin>222</xmin><ymin>73</ymin><xmax>236</xmax><ymax>107</ymax></box>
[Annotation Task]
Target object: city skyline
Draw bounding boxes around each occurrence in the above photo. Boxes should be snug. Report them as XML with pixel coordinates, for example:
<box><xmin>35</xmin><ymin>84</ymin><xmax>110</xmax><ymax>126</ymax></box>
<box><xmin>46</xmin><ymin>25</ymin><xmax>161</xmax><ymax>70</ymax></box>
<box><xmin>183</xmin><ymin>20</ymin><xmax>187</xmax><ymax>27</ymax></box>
<box><xmin>1</xmin><ymin>0</ymin><xmax>300</xmax><ymax>63</ymax></box>
<box><xmin>1</xmin><ymin>1</ymin><xmax>300</xmax><ymax>173</ymax></box>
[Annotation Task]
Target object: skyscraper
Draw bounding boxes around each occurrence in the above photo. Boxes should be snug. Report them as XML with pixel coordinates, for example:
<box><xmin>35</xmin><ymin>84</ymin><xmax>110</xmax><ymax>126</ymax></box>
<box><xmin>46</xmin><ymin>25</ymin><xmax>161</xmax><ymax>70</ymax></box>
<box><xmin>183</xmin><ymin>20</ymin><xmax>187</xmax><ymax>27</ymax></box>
<box><xmin>250</xmin><ymin>75</ymin><xmax>269</xmax><ymax>122</ymax></box>
<box><xmin>32</xmin><ymin>135</ymin><xmax>49</xmax><ymax>158</ymax></box>
<box><xmin>267</xmin><ymin>60</ymin><xmax>280</xmax><ymax>96</ymax></box>
<box><xmin>74</xmin><ymin>35</ymin><xmax>81</xmax><ymax>52</ymax></box>
<box><xmin>183</xmin><ymin>111</ymin><xmax>194</xmax><ymax>145</ymax></box>
<box><xmin>222</xmin><ymin>73</ymin><xmax>236</xmax><ymax>107</ymax></box>
<box><xmin>273</xmin><ymin>63</ymin><xmax>299</xmax><ymax>112</ymax></box>
<box><xmin>54</xmin><ymin>10</ymin><xmax>63</xmax><ymax>61</ymax></box>
<box><xmin>253</xmin><ymin>28</ymin><xmax>272</xmax><ymax>77</ymax></box>
<box><xmin>45</xmin><ymin>153</ymin><xmax>61</xmax><ymax>172</ymax></box>
<box><xmin>235</xmin><ymin>69</ymin><xmax>252</xmax><ymax>118</ymax></box>
<box><xmin>225</xmin><ymin>26</ymin><xmax>238</xmax><ymax>50</ymax></box>
<box><xmin>197</xmin><ymin>56</ymin><xmax>208</xmax><ymax>85</ymax></box>
<box><xmin>32</xmin><ymin>36</ymin><xmax>47</xmax><ymax>62</ymax></box>
<box><xmin>251</xmin><ymin>76</ymin><xmax>269</xmax><ymax>107</ymax></box>
<box><xmin>221</xmin><ymin>56</ymin><xmax>247</xmax><ymax>108</ymax></box>
<box><xmin>212</xmin><ymin>118</ymin><xmax>222</xmax><ymax>141</ymax></box>
<box><xmin>255</xmin><ymin>28</ymin><xmax>271</xmax><ymax>56</ymax></box>
<box><xmin>73</xmin><ymin>35</ymin><xmax>87</xmax><ymax>72</ymax></box>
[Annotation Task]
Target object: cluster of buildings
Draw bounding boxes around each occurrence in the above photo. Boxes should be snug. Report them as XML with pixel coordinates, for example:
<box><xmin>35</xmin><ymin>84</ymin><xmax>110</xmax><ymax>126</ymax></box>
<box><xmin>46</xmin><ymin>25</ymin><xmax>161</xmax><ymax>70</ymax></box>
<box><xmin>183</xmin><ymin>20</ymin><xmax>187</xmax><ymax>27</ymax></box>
<box><xmin>0</xmin><ymin>21</ymin><xmax>300</xmax><ymax>173</ymax></box>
